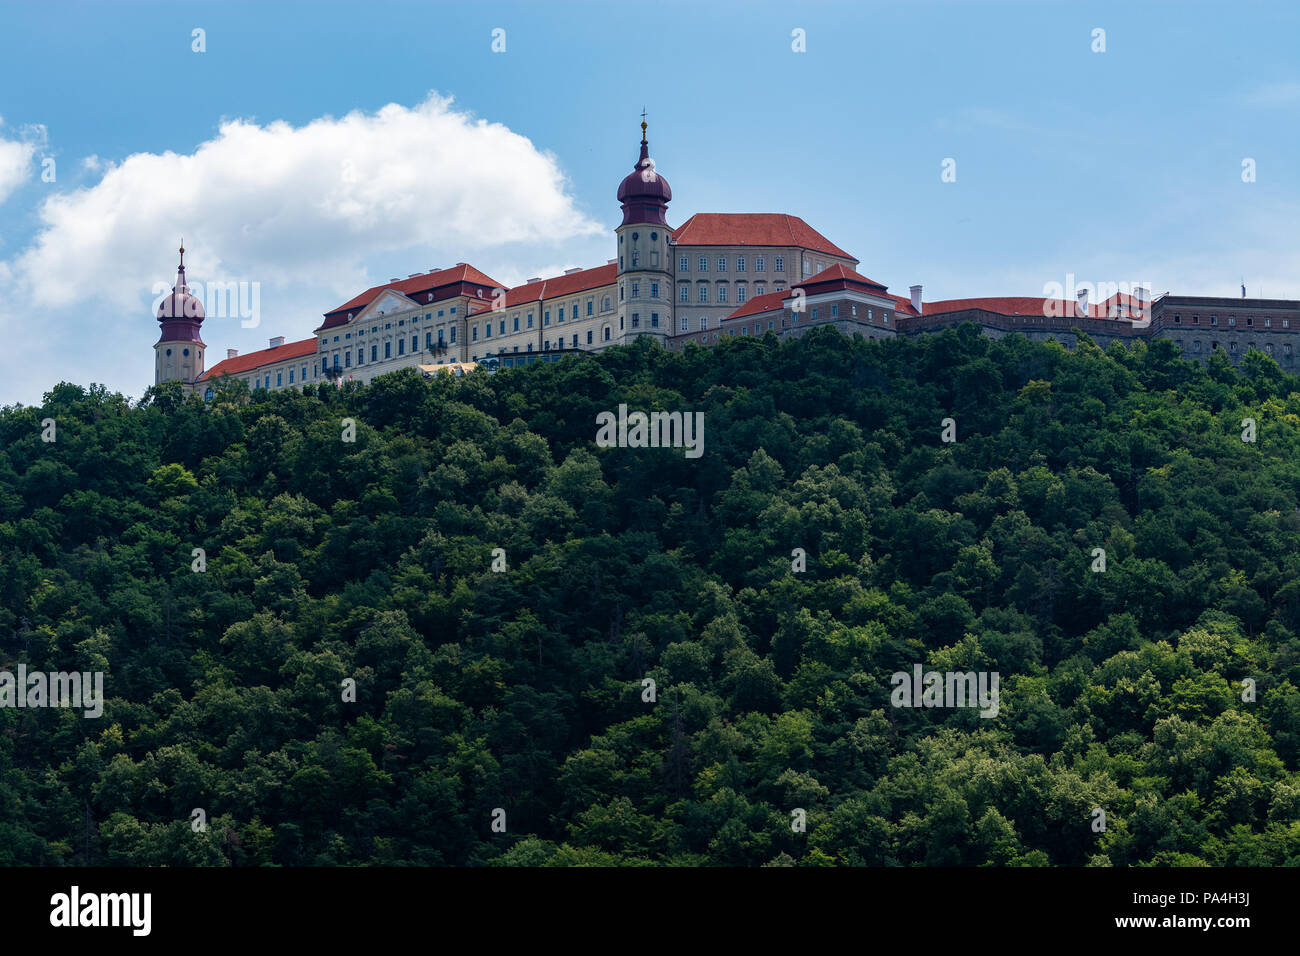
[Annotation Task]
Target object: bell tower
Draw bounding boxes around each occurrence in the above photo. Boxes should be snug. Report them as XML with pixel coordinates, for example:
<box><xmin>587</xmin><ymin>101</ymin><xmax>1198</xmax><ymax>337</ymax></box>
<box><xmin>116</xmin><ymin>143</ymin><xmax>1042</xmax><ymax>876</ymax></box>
<box><xmin>154</xmin><ymin>240</ymin><xmax>206</xmax><ymax>388</ymax></box>
<box><xmin>615</xmin><ymin>116</ymin><xmax>673</xmax><ymax>346</ymax></box>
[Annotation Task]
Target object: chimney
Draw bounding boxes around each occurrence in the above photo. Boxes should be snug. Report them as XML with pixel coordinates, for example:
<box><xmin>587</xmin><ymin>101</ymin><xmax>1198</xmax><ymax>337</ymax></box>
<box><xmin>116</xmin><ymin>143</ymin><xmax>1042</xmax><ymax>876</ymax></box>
<box><xmin>1077</xmin><ymin>289</ymin><xmax>1089</xmax><ymax>315</ymax></box>
<box><xmin>226</xmin><ymin>348</ymin><xmax>239</xmax><ymax>360</ymax></box>
<box><xmin>909</xmin><ymin>285</ymin><xmax>922</xmax><ymax>314</ymax></box>
<box><xmin>269</xmin><ymin>336</ymin><xmax>284</xmax><ymax>348</ymax></box>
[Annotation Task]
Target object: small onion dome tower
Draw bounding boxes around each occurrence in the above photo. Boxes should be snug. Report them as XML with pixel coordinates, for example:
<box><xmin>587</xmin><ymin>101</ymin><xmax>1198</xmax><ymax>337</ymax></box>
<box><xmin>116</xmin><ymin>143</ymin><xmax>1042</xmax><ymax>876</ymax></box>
<box><xmin>614</xmin><ymin>116</ymin><xmax>673</xmax><ymax>346</ymax></box>
<box><xmin>154</xmin><ymin>240</ymin><xmax>206</xmax><ymax>386</ymax></box>
<box><xmin>616</xmin><ymin>118</ymin><xmax>672</xmax><ymax>226</ymax></box>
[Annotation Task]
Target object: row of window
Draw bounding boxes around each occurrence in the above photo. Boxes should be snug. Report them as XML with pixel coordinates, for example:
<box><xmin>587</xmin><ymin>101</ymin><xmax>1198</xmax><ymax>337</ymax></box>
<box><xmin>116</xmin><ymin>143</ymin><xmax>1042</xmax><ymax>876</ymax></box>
<box><xmin>1172</xmin><ymin>314</ymin><xmax>1291</xmax><ymax>329</ymax></box>
<box><xmin>679</xmin><ymin>255</ymin><xmax>784</xmax><ymax>274</ymax></box>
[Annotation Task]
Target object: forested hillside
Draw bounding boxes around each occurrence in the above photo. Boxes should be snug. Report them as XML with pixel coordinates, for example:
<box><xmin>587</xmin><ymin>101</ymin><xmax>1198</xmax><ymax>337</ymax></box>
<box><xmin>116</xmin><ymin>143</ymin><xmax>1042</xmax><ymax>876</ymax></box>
<box><xmin>2</xmin><ymin>325</ymin><xmax>1300</xmax><ymax>866</ymax></box>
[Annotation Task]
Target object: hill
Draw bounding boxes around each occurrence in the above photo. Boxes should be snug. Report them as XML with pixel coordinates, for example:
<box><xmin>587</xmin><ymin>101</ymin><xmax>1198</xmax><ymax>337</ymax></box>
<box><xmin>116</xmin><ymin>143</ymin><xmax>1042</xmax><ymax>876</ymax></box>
<box><xmin>2</xmin><ymin>325</ymin><xmax>1299</xmax><ymax>866</ymax></box>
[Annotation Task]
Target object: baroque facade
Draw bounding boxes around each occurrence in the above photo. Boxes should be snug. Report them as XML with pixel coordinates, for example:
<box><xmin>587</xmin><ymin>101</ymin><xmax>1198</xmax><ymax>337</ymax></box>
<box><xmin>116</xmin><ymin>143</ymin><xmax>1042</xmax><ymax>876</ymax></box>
<box><xmin>152</xmin><ymin>123</ymin><xmax>1300</xmax><ymax>398</ymax></box>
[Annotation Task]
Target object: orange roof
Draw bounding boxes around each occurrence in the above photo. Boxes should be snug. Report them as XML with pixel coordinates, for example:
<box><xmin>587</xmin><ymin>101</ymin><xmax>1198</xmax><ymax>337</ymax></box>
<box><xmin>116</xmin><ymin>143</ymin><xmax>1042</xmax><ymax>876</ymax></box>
<box><xmin>922</xmin><ymin>297</ymin><xmax>1111</xmax><ymax>319</ymax></box>
<box><xmin>487</xmin><ymin>264</ymin><xmax>618</xmax><ymax>310</ymax></box>
<box><xmin>199</xmin><ymin>337</ymin><xmax>318</xmax><ymax>380</ymax></box>
<box><xmin>800</xmin><ymin>263</ymin><xmax>890</xmax><ymax>291</ymax></box>
<box><xmin>671</xmin><ymin>213</ymin><xmax>856</xmax><ymax>261</ymax></box>
<box><xmin>724</xmin><ymin>290</ymin><xmax>790</xmax><ymax>321</ymax></box>
<box><xmin>888</xmin><ymin>294</ymin><xmax>920</xmax><ymax>316</ymax></box>
<box><xmin>321</xmin><ymin>263</ymin><xmax>506</xmax><ymax>328</ymax></box>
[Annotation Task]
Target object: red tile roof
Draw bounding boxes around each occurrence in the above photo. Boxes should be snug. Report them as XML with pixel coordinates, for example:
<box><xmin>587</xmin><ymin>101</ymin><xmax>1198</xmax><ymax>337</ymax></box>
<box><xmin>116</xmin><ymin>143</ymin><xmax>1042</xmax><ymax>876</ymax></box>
<box><xmin>319</xmin><ymin>264</ymin><xmax>507</xmax><ymax>330</ymax></box>
<box><xmin>888</xmin><ymin>294</ymin><xmax>921</xmax><ymax>316</ymax></box>
<box><xmin>671</xmin><ymin>213</ymin><xmax>856</xmax><ymax>261</ymax></box>
<box><xmin>800</xmin><ymin>263</ymin><xmax>890</xmax><ymax>292</ymax></box>
<box><xmin>723</xmin><ymin>290</ymin><xmax>790</xmax><ymax>321</ymax></box>
<box><xmin>494</xmin><ymin>263</ymin><xmax>618</xmax><ymax>308</ymax></box>
<box><xmin>199</xmin><ymin>337</ymin><xmax>318</xmax><ymax>381</ymax></box>
<box><xmin>921</xmin><ymin>297</ymin><xmax>1110</xmax><ymax>320</ymax></box>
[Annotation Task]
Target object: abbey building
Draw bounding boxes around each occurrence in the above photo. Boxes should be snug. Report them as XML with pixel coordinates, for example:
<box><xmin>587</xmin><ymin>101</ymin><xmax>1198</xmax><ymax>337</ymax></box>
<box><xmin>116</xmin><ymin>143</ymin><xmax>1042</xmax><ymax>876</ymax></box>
<box><xmin>153</xmin><ymin>122</ymin><xmax>1300</xmax><ymax>398</ymax></box>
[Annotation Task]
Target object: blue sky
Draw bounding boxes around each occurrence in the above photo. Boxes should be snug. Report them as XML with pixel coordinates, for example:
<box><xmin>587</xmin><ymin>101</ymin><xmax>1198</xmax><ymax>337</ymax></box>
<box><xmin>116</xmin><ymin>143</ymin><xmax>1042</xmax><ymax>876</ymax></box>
<box><xmin>0</xmin><ymin>0</ymin><xmax>1296</xmax><ymax>405</ymax></box>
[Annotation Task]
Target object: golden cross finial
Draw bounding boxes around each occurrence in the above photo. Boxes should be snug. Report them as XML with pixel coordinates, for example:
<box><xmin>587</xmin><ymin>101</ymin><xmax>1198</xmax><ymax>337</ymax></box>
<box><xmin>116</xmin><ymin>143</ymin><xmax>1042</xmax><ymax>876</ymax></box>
<box><xmin>641</xmin><ymin>107</ymin><xmax>647</xmax><ymax>138</ymax></box>
<box><xmin>179</xmin><ymin>238</ymin><xmax>185</xmax><ymax>266</ymax></box>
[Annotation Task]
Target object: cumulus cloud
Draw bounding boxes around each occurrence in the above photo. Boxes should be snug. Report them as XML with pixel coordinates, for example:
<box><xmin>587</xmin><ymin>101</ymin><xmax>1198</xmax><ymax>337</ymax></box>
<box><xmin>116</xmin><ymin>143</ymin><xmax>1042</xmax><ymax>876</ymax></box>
<box><xmin>0</xmin><ymin>118</ymin><xmax>38</xmax><ymax>204</ymax></box>
<box><xmin>6</xmin><ymin>93</ymin><xmax>602</xmax><ymax>314</ymax></box>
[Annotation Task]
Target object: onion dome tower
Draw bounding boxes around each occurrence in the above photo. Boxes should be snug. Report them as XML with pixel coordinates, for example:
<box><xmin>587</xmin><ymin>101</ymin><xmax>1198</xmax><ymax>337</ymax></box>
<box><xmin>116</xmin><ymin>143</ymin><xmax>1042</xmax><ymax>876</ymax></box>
<box><xmin>615</xmin><ymin>116</ymin><xmax>672</xmax><ymax>345</ymax></box>
<box><xmin>154</xmin><ymin>240</ymin><xmax>206</xmax><ymax>387</ymax></box>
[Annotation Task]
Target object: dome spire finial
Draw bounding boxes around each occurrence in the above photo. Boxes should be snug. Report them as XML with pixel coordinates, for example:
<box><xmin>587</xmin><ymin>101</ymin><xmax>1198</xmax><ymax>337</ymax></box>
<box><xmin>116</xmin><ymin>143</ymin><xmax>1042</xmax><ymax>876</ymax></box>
<box><xmin>640</xmin><ymin>107</ymin><xmax>647</xmax><ymax>143</ymax></box>
<box><xmin>176</xmin><ymin>238</ymin><xmax>188</xmax><ymax>294</ymax></box>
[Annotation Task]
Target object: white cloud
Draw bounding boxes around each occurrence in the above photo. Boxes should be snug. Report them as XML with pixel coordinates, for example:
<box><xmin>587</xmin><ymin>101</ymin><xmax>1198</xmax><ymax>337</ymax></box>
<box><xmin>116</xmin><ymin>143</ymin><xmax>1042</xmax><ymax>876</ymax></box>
<box><xmin>5</xmin><ymin>93</ymin><xmax>602</xmax><ymax>316</ymax></box>
<box><xmin>0</xmin><ymin>119</ymin><xmax>38</xmax><ymax>205</ymax></box>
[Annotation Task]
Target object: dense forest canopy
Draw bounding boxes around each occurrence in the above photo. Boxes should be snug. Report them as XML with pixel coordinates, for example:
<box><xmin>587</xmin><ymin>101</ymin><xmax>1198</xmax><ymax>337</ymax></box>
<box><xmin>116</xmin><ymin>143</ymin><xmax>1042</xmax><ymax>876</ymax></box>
<box><xmin>2</xmin><ymin>325</ymin><xmax>1299</xmax><ymax>866</ymax></box>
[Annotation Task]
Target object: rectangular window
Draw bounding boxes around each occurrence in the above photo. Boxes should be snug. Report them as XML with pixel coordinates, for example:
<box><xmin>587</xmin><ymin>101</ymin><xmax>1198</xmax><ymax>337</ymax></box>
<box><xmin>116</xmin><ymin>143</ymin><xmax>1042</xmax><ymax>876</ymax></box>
<box><xmin>544</xmin><ymin>311</ymin><xmax>551</xmax><ymax>325</ymax></box>
<box><xmin>680</xmin><ymin>256</ymin><xmax>689</xmax><ymax>271</ymax></box>
<box><xmin>699</xmin><ymin>257</ymin><xmax>708</xmax><ymax>272</ymax></box>
<box><xmin>650</xmin><ymin>283</ymin><xmax>658</xmax><ymax>299</ymax></box>
<box><xmin>756</xmin><ymin>257</ymin><xmax>765</xmax><ymax>273</ymax></box>
<box><xmin>700</xmin><ymin>317</ymin><xmax>708</xmax><ymax>330</ymax></box>
<box><xmin>587</xmin><ymin>301</ymin><xmax>593</xmax><ymax>316</ymax></box>
<box><xmin>631</xmin><ymin>313</ymin><xmax>640</xmax><ymax>328</ymax></box>
<box><xmin>651</xmin><ymin>313</ymin><xmax>659</xmax><ymax>328</ymax></box>
<box><xmin>450</xmin><ymin>327</ymin><xmax>457</xmax><ymax>343</ymax></box>
<box><xmin>831</xmin><ymin>305</ymin><xmax>839</xmax><ymax>317</ymax></box>
<box><xmin>572</xmin><ymin>304</ymin><xmax>578</xmax><ymax>319</ymax></box>
<box><xmin>775</xmin><ymin>257</ymin><xmax>784</xmax><ymax>272</ymax></box>
<box><xmin>681</xmin><ymin>316</ymin><xmax>689</xmax><ymax>332</ymax></box>
<box><xmin>718</xmin><ymin>285</ymin><xmax>727</xmax><ymax>303</ymax></box>
<box><xmin>398</xmin><ymin>339</ymin><xmax>405</xmax><ymax>354</ymax></box>
<box><xmin>527</xmin><ymin>313</ymin><xmax>534</xmax><ymax>328</ymax></box>
<box><xmin>679</xmin><ymin>285</ymin><xmax>689</xmax><ymax>302</ymax></box>
<box><xmin>717</xmin><ymin>257</ymin><xmax>726</xmax><ymax>272</ymax></box>
<box><xmin>698</xmin><ymin>286</ymin><xmax>708</xmax><ymax>303</ymax></box>
<box><xmin>385</xmin><ymin>341</ymin><xmax>391</xmax><ymax>358</ymax></box>
<box><xmin>631</xmin><ymin>282</ymin><xmax>639</xmax><ymax>298</ymax></box>
<box><xmin>737</xmin><ymin>257</ymin><xmax>745</xmax><ymax>273</ymax></box>
<box><xmin>472</xmin><ymin>327</ymin><xmax>478</xmax><ymax>341</ymax></box>
<box><xmin>371</xmin><ymin>345</ymin><xmax>378</xmax><ymax>361</ymax></box>
<box><xmin>498</xmin><ymin>321</ymin><xmax>505</xmax><ymax>336</ymax></box>
<box><xmin>737</xmin><ymin>286</ymin><xmax>747</xmax><ymax>304</ymax></box>
<box><xmin>413</xmin><ymin>335</ymin><xmax>419</xmax><ymax>351</ymax></box>
<box><xmin>277</xmin><ymin>371</ymin><xmax>283</xmax><ymax>386</ymax></box>
<box><xmin>513</xmin><ymin>316</ymin><xmax>519</xmax><ymax>331</ymax></box>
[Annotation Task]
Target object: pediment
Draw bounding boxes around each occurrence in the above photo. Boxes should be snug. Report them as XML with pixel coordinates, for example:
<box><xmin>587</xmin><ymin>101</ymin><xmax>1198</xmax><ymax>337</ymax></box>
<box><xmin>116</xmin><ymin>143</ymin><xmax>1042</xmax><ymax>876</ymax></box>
<box><xmin>355</xmin><ymin>289</ymin><xmax>417</xmax><ymax>323</ymax></box>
